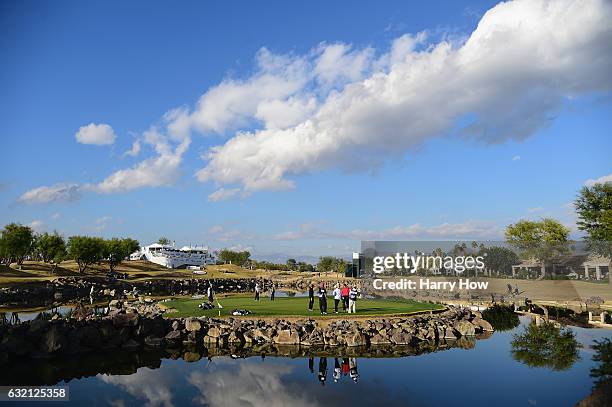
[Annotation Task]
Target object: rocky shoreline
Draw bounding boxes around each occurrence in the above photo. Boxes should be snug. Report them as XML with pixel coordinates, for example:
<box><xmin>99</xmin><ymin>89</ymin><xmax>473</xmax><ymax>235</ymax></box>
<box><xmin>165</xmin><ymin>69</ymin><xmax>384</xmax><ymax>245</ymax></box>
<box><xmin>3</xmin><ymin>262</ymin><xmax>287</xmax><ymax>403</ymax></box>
<box><xmin>0</xmin><ymin>305</ymin><xmax>493</xmax><ymax>363</ymax></box>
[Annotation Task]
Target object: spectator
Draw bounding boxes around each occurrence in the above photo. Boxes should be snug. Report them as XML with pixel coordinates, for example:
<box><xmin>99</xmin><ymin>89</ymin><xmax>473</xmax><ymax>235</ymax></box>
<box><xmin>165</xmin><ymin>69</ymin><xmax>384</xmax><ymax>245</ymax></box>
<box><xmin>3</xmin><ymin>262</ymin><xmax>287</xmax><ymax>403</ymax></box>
<box><xmin>341</xmin><ymin>283</ymin><xmax>350</xmax><ymax>311</ymax></box>
<box><xmin>348</xmin><ymin>286</ymin><xmax>358</xmax><ymax>313</ymax></box>
<box><xmin>270</xmin><ymin>284</ymin><xmax>275</xmax><ymax>301</ymax></box>
<box><xmin>332</xmin><ymin>284</ymin><xmax>341</xmax><ymax>314</ymax></box>
<box><xmin>254</xmin><ymin>282</ymin><xmax>260</xmax><ymax>301</ymax></box>
<box><xmin>333</xmin><ymin>358</ymin><xmax>341</xmax><ymax>382</ymax></box>
<box><xmin>308</xmin><ymin>284</ymin><xmax>315</xmax><ymax>311</ymax></box>
<box><xmin>207</xmin><ymin>283</ymin><xmax>214</xmax><ymax>303</ymax></box>
<box><xmin>318</xmin><ymin>357</ymin><xmax>327</xmax><ymax>386</ymax></box>
<box><xmin>318</xmin><ymin>283</ymin><xmax>327</xmax><ymax>315</ymax></box>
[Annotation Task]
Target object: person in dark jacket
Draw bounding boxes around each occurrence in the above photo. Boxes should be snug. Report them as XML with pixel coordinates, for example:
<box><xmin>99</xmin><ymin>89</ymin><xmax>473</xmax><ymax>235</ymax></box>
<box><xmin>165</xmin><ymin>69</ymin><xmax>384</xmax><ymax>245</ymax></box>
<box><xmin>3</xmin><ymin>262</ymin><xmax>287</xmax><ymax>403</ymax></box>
<box><xmin>318</xmin><ymin>283</ymin><xmax>327</xmax><ymax>315</ymax></box>
<box><xmin>308</xmin><ymin>284</ymin><xmax>315</xmax><ymax>311</ymax></box>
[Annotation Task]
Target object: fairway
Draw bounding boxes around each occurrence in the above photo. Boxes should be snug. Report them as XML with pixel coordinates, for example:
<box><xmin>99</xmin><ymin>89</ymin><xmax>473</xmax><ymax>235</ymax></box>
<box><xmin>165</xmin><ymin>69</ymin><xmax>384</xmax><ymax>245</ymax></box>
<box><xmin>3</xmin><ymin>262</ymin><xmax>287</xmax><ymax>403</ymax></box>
<box><xmin>163</xmin><ymin>295</ymin><xmax>444</xmax><ymax>318</ymax></box>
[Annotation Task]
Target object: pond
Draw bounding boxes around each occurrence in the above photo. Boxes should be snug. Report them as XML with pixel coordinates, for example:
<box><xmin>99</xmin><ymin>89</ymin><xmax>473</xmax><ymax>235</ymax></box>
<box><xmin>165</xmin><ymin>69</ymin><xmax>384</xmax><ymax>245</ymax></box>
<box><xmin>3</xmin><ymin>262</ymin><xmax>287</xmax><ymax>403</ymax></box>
<box><xmin>0</xmin><ymin>316</ymin><xmax>610</xmax><ymax>406</ymax></box>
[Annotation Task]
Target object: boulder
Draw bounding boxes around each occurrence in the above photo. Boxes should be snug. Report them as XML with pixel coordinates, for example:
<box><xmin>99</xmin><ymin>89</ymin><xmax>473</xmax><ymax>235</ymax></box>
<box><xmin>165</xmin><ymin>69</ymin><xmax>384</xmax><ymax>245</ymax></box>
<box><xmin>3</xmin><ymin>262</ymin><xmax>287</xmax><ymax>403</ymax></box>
<box><xmin>390</xmin><ymin>331</ymin><xmax>412</xmax><ymax>345</ymax></box>
<box><xmin>206</xmin><ymin>326</ymin><xmax>221</xmax><ymax>338</ymax></box>
<box><xmin>345</xmin><ymin>331</ymin><xmax>367</xmax><ymax>347</ymax></box>
<box><xmin>453</xmin><ymin>320</ymin><xmax>476</xmax><ymax>337</ymax></box>
<box><xmin>369</xmin><ymin>334</ymin><xmax>390</xmax><ymax>345</ymax></box>
<box><xmin>471</xmin><ymin>317</ymin><xmax>494</xmax><ymax>332</ymax></box>
<box><xmin>112</xmin><ymin>312</ymin><xmax>139</xmax><ymax>327</ymax></box>
<box><xmin>122</xmin><ymin>339</ymin><xmax>140</xmax><ymax>350</ymax></box>
<box><xmin>43</xmin><ymin>325</ymin><xmax>66</xmax><ymax>354</ymax></box>
<box><xmin>185</xmin><ymin>318</ymin><xmax>202</xmax><ymax>332</ymax></box>
<box><xmin>275</xmin><ymin>329</ymin><xmax>300</xmax><ymax>345</ymax></box>
<box><xmin>144</xmin><ymin>335</ymin><xmax>164</xmax><ymax>348</ymax></box>
<box><xmin>165</xmin><ymin>330</ymin><xmax>183</xmax><ymax>341</ymax></box>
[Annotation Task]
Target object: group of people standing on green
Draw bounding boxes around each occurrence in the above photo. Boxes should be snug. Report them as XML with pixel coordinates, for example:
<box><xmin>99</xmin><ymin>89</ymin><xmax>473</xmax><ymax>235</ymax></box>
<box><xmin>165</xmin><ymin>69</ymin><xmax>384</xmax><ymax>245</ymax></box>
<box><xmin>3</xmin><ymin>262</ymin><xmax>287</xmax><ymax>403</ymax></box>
<box><xmin>309</xmin><ymin>282</ymin><xmax>358</xmax><ymax>315</ymax></box>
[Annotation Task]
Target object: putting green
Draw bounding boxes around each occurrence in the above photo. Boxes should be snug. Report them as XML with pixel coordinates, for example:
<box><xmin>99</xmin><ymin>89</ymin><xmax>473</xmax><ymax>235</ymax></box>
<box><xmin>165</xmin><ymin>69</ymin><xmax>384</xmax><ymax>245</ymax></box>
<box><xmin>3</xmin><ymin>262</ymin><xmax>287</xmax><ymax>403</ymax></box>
<box><xmin>163</xmin><ymin>295</ymin><xmax>444</xmax><ymax>318</ymax></box>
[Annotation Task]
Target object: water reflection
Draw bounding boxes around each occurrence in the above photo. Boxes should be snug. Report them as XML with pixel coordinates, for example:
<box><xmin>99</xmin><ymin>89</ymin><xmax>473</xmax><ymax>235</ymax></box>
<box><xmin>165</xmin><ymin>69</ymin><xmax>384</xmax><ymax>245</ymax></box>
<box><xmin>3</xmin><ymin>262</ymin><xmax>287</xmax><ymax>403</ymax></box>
<box><xmin>511</xmin><ymin>320</ymin><xmax>581</xmax><ymax>371</ymax></box>
<box><xmin>0</xmin><ymin>317</ymin><xmax>610</xmax><ymax>407</ymax></box>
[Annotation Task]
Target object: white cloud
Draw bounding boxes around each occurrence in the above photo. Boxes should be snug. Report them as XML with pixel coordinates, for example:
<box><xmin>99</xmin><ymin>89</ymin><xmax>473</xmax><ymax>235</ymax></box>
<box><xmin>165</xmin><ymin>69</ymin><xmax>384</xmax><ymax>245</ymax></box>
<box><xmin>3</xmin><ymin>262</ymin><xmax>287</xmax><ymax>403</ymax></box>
<box><xmin>207</xmin><ymin>187</ymin><xmax>250</xmax><ymax>202</ymax></box>
<box><xmin>123</xmin><ymin>140</ymin><xmax>141</xmax><ymax>157</ymax></box>
<box><xmin>75</xmin><ymin>123</ymin><xmax>116</xmax><ymax>145</ymax></box>
<box><xmin>99</xmin><ymin>368</ymin><xmax>174</xmax><ymax>407</ymax></box>
<box><xmin>51</xmin><ymin>213</ymin><xmax>60</xmax><ymax>220</ymax></box>
<box><xmin>585</xmin><ymin>173</ymin><xmax>612</xmax><ymax>186</ymax></box>
<box><xmin>512</xmin><ymin>155</ymin><xmax>521</xmax><ymax>161</ymax></box>
<box><xmin>272</xmin><ymin>220</ymin><xmax>502</xmax><ymax>240</ymax></box>
<box><xmin>188</xmin><ymin>362</ymin><xmax>313</xmax><ymax>407</ymax></box>
<box><xmin>90</xmin><ymin>128</ymin><xmax>190</xmax><ymax>194</ymax></box>
<box><xmin>527</xmin><ymin>207</ymin><xmax>544</xmax><ymax>213</ymax></box>
<box><xmin>18</xmin><ymin>183</ymin><xmax>81</xmax><ymax>204</ymax></box>
<box><xmin>187</xmin><ymin>48</ymin><xmax>311</xmax><ymax>134</ymax></box>
<box><xmin>207</xmin><ymin>225</ymin><xmax>224</xmax><ymax>234</ymax></box>
<box><xmin>28</xmin><ymin>220</ymin><xmax>44</xmax><ymax>232</ymax></box>
<box><xmin>195</xmin><ymin>0</ymin><xmax>612</xmax><ymax>195</ymax></box>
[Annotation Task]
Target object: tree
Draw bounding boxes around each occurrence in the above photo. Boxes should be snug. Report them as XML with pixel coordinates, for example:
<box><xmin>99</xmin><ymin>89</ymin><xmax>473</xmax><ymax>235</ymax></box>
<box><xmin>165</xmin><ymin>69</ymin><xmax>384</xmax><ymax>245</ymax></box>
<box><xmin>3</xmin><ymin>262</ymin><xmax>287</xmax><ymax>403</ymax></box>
<box><xmin>67</xmin><ymin>236</ymin><xmax>106</xmax><ymax>273</ymax></box>
<box><xmin>36</xmin><ymin>232</ymin><xmax>67</xmax><ymax>263</ymax></box>
<box><xmin>482</xmin><ymin>246</ymin><xmax>520</xmax><ymax>276</ymax></box>
<box><xmin>0</xmin><ymin>223</ymin><xmax>35</xmax><ymax>265</ymax></box>
<box><xmin>505</xmin><ymin>218</ymin><xmax>570</xmax><ymax>278</ymax></box>
<box><xmin>481</xmin><ymin>304</ymin><xmax>520</xmax><ymax>331</ymax></box>
<box><xmin>575</xmin><ymin>182</ymin><xmax>612</xmax><ymax>284</ymax></box>
<box><xmin>157</xmin><ymin>237</ymin><xmax>171</xmax><ymax>245</ymax></box>
<box><xmin>590</xmin><ymin>338</ymin><xmax>612</xmax><ymax>387</ymax></box>
<box><xmin>105</xmin><ymin>238</ymin><xmax>140</xmax><ymax>272</ymax></box>
<box><xmin>317</xmin><ymin>256</ymin><xmax>346</xmax><ymax>273</ymax></box>
<box><xmin>218</xmin><ymin>249</ymin><xmax>251</xmax><ymax>266</ymax></box>
<box><xmin>286</xmin><ymin>258</ymin><xmax>297</xmax><ymax>270</ymax></box>
<box><xmin>511</xmin><ymin>321</ymin><xmax>580</xmax><ymax>371</ymax></box>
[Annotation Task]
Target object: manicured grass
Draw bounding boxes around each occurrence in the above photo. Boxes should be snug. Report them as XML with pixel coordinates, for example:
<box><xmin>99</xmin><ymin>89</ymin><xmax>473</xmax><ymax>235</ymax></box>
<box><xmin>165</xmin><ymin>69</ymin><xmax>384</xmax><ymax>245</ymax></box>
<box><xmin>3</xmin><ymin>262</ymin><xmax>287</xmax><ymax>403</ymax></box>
<box><xmin>163</xmin><ymin>295</ymin><xmax>444</xmax><ymax>318</ymax></box>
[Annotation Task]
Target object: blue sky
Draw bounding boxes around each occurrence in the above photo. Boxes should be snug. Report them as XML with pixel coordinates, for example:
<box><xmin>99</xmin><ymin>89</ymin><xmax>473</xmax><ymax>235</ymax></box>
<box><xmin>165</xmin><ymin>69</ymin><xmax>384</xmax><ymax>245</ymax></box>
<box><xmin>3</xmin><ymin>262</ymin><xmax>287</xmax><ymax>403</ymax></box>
<box><xmin>1</xmin><ymin>0</ymin><xmax>611</xmax><ymax>261</ymax></box>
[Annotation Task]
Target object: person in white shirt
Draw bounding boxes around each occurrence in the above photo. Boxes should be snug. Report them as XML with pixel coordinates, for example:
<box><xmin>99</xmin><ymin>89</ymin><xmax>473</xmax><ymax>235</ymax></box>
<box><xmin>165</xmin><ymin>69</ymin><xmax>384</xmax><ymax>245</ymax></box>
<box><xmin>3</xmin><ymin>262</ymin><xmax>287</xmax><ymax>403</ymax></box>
<box><xmin>348</xmin><ymin>286</ymin><xmax>358</xmax><ymax>313</ymax></box>
<box><xmin>332</xmin><ymin>284</ymin><xmax>341</xmax><ymax>314</ymax></box>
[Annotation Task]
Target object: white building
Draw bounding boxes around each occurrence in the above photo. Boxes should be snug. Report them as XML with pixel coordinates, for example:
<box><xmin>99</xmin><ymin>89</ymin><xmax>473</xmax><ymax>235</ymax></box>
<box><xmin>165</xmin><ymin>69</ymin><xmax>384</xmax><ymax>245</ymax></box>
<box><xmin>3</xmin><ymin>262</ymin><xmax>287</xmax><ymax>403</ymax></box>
<box><xmin>130</xmin><ymin>243</ymin><xmax>216</xmax><ymax>269</ymax></box>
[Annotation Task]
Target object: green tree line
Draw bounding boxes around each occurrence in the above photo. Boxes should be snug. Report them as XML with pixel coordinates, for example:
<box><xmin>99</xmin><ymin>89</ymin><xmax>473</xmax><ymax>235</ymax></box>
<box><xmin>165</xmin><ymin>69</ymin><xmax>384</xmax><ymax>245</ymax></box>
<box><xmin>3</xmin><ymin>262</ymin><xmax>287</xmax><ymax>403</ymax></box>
<box><xmin>0</xmin><ymin>222</ymin><xmax>139</xmax><ymax>274</ymax></box>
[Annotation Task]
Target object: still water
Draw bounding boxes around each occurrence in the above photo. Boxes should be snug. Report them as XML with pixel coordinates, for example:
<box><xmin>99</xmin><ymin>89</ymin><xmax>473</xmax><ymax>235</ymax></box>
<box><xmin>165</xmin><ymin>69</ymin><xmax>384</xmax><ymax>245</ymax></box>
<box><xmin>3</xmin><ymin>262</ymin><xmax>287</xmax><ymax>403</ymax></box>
<box><xmin>2</xmin><ymin>317</ymin><xmax>610</xmax><ymax>407</ymax></box>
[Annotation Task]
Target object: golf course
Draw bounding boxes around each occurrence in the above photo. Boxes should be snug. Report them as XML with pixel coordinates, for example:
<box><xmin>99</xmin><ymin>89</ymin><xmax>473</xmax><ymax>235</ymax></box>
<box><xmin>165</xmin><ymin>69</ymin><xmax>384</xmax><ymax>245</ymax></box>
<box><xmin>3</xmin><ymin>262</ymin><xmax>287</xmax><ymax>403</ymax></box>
<box><xmin>162</xmin><ymin>295</ymin><xmax>445</xmax><ymax>318</ymax></box>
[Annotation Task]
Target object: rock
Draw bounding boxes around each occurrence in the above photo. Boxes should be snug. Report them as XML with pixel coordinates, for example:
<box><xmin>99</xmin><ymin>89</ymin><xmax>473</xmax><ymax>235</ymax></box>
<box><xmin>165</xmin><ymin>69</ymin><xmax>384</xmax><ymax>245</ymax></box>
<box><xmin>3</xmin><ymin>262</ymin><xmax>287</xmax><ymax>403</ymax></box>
<box><xmin>206</xmin><ymin>326</ymin><xmax>221</xmax><ymax>338</ymax></box>
<box><xmin>122</xmin><ymin>339</ymin><xmax>140</xmax><ymax>349</ymax></box>
<box><xmin>345</xmin><ymin>331</ymin><xmax>367</xmax><ymax>347</ymax></box>
<box><xmin>165</xmin><ymin>330</ymin><xmax>183</xmax><ymax>341</ymax></box>
<box><xmin>275</xmin><ymin>329</ymin><xmax>300</xmax><ymax>345</ymax></box>
<box><xmin>43</xmin><ymin>325</ymin><xmax>66</xmax><ymax>354</ymax></box>
<box><xmin>144</xmin><ymin>335</ymin><xmax>164</xmax><ymax>348</ymax></box>
<box><xmin>369</xmin><ymin>334</ymin><xmax>390</xmax><ymax>345</ymax></box>
<box><xmin>228</xmin><ymin>331</ymin><xmax>245</xmax><ymax>343</ymax></box>
<box><xmin>444</xmin><ymin>327</ymin><xmax>458</xmax><ymax>339</ymax></box>
<box><xmin>471</xmin><ymin>317</ymin><xmax>494</xmax><ymax>332</ymax></box>
<box><xmin>109</xmin><ymin>300</ymin><xmax>121</xmax><ymax>309</ymax></box>
<box><xmin>185</xmin><ymin>319</ymin><xmax>201</xmax><ymax>332</ymax></box>
<box><xmin>112</xmin><ymin>312</ymin><xmax>139</xmax><ymax>327</ymax></box>
<box><xmin>390</xmin><ymin>331</ymin><xmax>412</xmax><ymax>345</ymax></box>
<box><xmin>183</xmin><ymin>351</ymin><xmax>201</xmax><ymax>362</ymax></box>
<box><xmin>453</xmin><ymin>320</ymin><xmax>476</xmax><ymax>337</ymax></box>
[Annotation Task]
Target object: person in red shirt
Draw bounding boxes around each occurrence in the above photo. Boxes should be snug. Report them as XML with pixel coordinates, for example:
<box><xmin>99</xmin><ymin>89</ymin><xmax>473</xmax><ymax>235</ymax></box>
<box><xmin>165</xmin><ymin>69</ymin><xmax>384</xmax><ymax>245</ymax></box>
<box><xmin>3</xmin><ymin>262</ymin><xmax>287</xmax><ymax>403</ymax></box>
<box><xmin>341</xmin><ymin>283</ymin><xmax>350</xmax><ymax>312</ymax></box>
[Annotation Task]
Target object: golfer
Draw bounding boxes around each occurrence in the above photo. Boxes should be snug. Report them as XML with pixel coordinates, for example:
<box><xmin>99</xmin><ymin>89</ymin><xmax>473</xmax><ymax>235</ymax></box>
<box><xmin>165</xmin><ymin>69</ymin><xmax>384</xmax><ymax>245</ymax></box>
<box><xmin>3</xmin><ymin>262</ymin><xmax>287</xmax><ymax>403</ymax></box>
<box><xmin>348</xmin><ymin>286</ymin><xmax>358</xmax><ymax>313</ymax></box>
<box><xmin>332</xmin><ymin>284</ymin><xmax>341</xmax><ymax>314</ymax></box>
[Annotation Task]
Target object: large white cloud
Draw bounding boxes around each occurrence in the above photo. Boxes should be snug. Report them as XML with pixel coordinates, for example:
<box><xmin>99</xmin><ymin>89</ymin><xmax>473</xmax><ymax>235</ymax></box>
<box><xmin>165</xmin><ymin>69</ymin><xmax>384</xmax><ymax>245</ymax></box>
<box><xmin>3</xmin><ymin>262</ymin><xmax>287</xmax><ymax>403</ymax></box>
<box><xmin>195</xmin><ymin>0</ymin><xmax>612</xmax><ymax>195</ymax></box>
<box><xmin>17</xmin><ymin>183</ymin><xmax>81</xmax><ymax>204</ymax></box>
<box><xmin>272</xmin><ymin>220</ymin><xmax>502</xmax><ymax>241</ymax></box>
<box><xmin>75</xmin><ymin>123</ymin><xmax>116</xmax><ymax>145</ymax></box>
<box><xmin>585</xmin><ymin>173</ymin><xmax>612</xmax><ymax>186</ymax></box>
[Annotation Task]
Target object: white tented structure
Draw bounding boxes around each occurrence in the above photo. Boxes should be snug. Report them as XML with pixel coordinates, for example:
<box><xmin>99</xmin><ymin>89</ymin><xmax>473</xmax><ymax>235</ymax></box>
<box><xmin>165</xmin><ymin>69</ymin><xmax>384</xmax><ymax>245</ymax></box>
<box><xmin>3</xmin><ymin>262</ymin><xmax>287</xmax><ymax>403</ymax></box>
<box><xmin>130</xmin><ymin>243</ymin><xmax>216</xmax><ymax>269</ymax></box>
